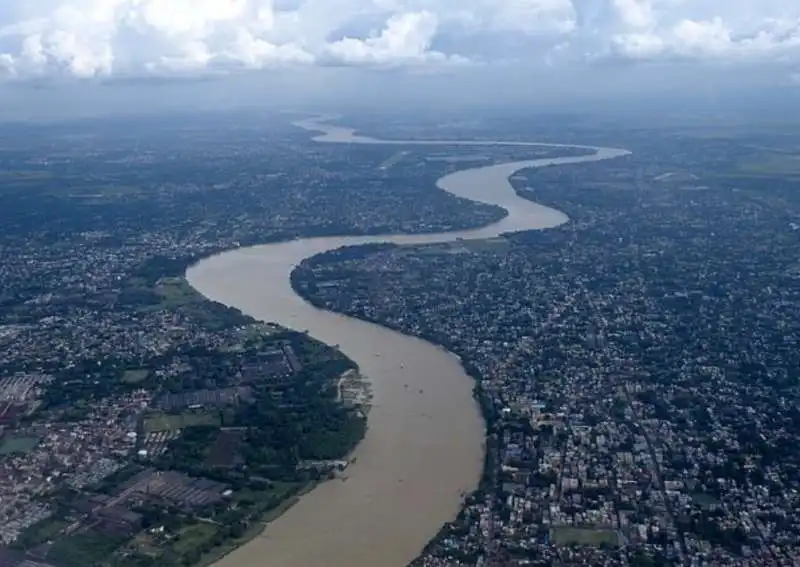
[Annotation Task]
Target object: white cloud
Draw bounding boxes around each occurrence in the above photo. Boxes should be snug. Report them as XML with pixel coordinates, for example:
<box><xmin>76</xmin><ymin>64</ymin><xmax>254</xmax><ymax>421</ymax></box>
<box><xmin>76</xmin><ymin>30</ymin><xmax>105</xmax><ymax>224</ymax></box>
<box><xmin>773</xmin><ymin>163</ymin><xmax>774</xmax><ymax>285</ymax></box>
<box><xmin>591</xmin><ymin>0</ymin><xmax>800</xmax><ymax>62</ymax></box>
<box><xmin>0</xmin><ymin>0</ymin><xmax>796</xmax><ymax>78</ymax></box>
<box><xmin>612</xmin><ymin>0</ymin><xmax>654</xmax><ymax>28</ymax></box>
<box><xmin>325</xmin><ymin>11</ymin><xmax>469</xmax><ymax>66</ymax></box>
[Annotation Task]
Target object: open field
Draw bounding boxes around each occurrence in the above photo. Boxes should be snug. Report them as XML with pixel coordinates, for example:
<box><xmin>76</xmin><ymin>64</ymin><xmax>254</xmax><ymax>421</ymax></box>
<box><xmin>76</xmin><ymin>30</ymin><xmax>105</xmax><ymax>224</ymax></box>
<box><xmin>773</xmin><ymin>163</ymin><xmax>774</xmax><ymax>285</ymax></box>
<box><xmin>121</xmin><ymin>369</ymin><xmax>149</xmax><ymax>384</ymax></box>
<box><xmin>47</xmin><ymin>531</ymin><xmax>127</xmax><ymax>567</ymax></box>
<box><xmin>14</xmin><ymin>516</ymin><xmax>69</xmax><ymax>547</ymax></box>
<box><xmin>153</xmin><ymin>277</ymin><xmax>200</xmax><ymax>309</ymax></box>
<box><xmin>0</xmin><ymin>436</ymin><xmax>40</xmax><ymax>455</ymax></box>
<box><xmin>231</xmin><ymin>482</ymin><xmax>300</xmax><ymax>507</ymax></box>
<box><xmin>195</xmin><ymin>482</ymin><xmax>313</xmax><ymax>567</ymax></box>
<box><xmin>550</xmin><ymin>526</ymin><xmax>620</xmax><ymax>546</ymax></box>
<box><xmin>737</xmin><ymin>153</ymin><xmax>800</xmax><ymax>177</ymax></box>
<box><xmin>143</xmin><ymin>411</ymin><xmax>221</xmax><ymax>433</ymax></box>
<box><xmin>173</xmin><ymin>524</ymin><xmax>219</xmax><ymax>555</ymax></box>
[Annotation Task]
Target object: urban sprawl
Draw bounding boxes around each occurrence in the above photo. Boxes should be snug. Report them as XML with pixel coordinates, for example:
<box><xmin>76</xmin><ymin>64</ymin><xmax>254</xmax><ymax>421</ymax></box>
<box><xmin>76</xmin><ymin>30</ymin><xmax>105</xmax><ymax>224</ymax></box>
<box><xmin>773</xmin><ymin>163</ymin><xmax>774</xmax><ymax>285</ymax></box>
<box><xmin>2</xmin><ymin>111</ymin><xmax>800</xmax><ymax>566</ymax></box>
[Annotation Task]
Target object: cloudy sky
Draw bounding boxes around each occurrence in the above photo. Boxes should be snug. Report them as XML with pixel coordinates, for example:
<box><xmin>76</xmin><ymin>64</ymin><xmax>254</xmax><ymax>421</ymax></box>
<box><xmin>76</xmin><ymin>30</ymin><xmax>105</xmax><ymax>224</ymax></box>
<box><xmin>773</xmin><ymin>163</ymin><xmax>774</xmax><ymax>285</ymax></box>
<box><xmin>0</xmin><ymin>0</ymin><xmax>797</xmax><ymax>79</ymax></box>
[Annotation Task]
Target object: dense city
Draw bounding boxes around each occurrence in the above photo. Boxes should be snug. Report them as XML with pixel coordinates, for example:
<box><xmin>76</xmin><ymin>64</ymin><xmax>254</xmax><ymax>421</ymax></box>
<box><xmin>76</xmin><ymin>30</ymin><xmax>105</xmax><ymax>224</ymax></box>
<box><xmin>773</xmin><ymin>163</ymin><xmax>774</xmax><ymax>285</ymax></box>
<box><xmin>1</xmin><ymin>112</ymin><xmax>547</xmax><ymax>567</ymax></box>
<box><xmin>2</xmin><ymin>108</ymin><xmax>800</xmax><ymax>567</ymax></box>
<box><xmin>293</xmin><ymin>130</ymin><xmax>800</xmax><ymax>566</ymax></box>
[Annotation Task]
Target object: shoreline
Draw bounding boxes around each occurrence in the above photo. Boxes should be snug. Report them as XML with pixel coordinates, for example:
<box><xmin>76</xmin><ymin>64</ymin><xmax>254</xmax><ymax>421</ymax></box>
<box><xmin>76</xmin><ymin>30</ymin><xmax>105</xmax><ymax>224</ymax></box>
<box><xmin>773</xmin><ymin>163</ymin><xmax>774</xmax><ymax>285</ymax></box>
<box><xmin>288</xmin><ymin>266</ymin><xmax>499</xmax><ymax>516</ymax></box>
<box><xmin>195</xmin><ymin>481</ymin><xmax>318</xmax><ymax>567</ymax></box>
<box><xmin>186</xmin><ymin>116</ymin><xmax>630</xmax><ymax>566</ymax></box>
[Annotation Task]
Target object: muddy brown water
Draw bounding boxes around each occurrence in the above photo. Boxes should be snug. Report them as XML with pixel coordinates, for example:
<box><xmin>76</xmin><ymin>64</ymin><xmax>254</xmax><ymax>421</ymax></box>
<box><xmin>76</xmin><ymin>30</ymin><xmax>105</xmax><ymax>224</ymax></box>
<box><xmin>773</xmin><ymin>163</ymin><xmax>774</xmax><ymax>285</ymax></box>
<box><xmin>186</xmin><ymin>117</ymin><xmax>629</xmax><ymax>567</ymax></box>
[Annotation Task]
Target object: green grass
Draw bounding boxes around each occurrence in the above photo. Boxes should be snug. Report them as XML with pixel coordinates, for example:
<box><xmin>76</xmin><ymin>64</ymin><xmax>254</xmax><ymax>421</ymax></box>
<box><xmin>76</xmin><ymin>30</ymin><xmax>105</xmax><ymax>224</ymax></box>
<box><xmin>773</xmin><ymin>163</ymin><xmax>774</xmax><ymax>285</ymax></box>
<box><xmin>551</xmin><ymin>526</ymin><xmax>620</xmax><ymax>546</ymax></box>
<box><xmin>143</xmin><ymin>411</ymin><xmax>221</xmax><ymax>433</ymax></box>
<box><xmin>153</xmin><ymin>277</ymin><xmax>199</xmax><ymax>308</ymax></box>
<box><xmin>47</xmin><ymin>531</ymin><xmax>127</xmax><ymax>567</ymax></box>
<box><xmin>232</xmin><ymin>482</ymin><xmax>299</xmax><ymax>506</ymax></box>
<box><xmin>14</xmin><ymin>517</ymin><xmax>68</xmax><ymax>548</ymax></box>
<box><xmin>133</xmin><ymin>277</ymin><xmax>200</xmax><ymax>314</ymax></box>
<box><xmin>0</xmin><ymin>436</ymin><xmax>40</xmax><ymax>455</ymax></box>
<box><xmin>172</xmin><ymin>523</ymin><xmax>219</xmax><ymax>555</ymax></box>
<box><xmin>194</xmin><ymin>481</ymin><xmax>315</xmax><ymax>567</ymax></box>
<box><xmin>133</xmin><ymin>277</ymin><xmax>248</xmax><ymax>331</ymax></box>
<box><xmin>121</xmin><ymin>369</ymin><xmax>149</xmax><ymax>384</ymax></box>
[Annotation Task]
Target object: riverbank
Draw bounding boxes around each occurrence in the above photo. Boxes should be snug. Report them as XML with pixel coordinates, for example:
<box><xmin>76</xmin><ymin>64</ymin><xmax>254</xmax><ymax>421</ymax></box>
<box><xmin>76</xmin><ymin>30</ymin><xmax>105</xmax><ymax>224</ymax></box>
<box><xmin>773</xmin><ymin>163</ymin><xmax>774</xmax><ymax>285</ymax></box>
<box><xmin>195</xmin><ymin>481</ymin><xmax>318</xmax><ymax>567</ymax></box>
<box><xmin>186</xmin><ymin>116</ymin><xmax>629</xmax><ymax>566</ymax></box>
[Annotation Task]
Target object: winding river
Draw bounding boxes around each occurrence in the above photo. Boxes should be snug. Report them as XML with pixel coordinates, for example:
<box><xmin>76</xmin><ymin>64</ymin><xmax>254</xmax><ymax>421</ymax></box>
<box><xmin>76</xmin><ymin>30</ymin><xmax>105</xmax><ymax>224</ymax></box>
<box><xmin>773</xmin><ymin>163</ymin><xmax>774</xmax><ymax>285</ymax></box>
<box><xmin>185</xmin><ymin>117</ymin><xmax>630</xmax><ymax>567</ymax></box>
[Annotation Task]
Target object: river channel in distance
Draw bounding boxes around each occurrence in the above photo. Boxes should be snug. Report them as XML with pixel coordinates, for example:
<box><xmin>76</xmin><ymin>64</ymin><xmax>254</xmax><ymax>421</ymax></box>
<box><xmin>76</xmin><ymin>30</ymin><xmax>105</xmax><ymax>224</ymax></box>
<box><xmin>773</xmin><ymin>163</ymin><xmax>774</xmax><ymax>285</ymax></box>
<box><xmin>185</xmin><ymin>117</ymin><xmax>630</xmax><ymax>567</ymax></box>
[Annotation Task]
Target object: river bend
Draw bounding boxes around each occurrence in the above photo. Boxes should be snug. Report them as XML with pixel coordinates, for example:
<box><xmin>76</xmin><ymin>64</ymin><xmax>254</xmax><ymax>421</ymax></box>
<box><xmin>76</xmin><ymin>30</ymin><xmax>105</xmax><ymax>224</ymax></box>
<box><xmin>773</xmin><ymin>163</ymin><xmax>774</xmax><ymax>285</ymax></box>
<box><xmin>186</xmin><ymin>117</ymin><xmax>630</xmax><ymax>567</ymax></box>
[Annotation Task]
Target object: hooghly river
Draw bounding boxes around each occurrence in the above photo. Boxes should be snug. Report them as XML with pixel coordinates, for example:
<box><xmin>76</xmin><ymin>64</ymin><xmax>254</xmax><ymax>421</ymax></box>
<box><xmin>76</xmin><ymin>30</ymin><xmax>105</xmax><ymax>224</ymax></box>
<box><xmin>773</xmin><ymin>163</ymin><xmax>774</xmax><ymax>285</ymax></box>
<box><xmin>185</xmin><ymin>117</ymin><xmax>630</xmax><ymax>567</ymax></box>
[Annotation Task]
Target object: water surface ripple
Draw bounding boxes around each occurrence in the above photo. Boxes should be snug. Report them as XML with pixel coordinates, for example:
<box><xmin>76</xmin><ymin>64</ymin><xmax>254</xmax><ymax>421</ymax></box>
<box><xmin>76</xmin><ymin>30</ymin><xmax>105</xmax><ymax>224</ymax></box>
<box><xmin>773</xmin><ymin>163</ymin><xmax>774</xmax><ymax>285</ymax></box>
<box><xmin>186</xmin><ymin>117</ymin><xmax>631</xmax><ymax>567</ymax></box>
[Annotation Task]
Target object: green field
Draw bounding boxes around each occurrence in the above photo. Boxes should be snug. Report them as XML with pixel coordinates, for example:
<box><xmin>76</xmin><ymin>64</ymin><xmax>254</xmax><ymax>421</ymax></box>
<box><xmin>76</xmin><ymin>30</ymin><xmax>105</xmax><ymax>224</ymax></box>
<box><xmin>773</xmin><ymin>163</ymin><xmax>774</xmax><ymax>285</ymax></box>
<box><xmin>0</xmin><ymin>436</ymin><xmax>40</xmax><ymax>455</ymax></box>
<box><xmin>737</xmin><ymin>153</ymin><xmax>800</xmax><ymax>177</ymax></box>
<box><xmin>148</xmin><ymin>277</ymin><xmax>200</xmax><ymax>310</ymax></box>
<box><xmin>231</xmin><ymin>482</ymin><xmax>300</xmax><ymax>507</ymax></box>
<box><xmin>551</xmin><ymin>526</ymin><xmax>620</xmax><ymax>546</ymax></box>
<box><xmin>131</xmin><ymin>276</ymin><xmax>247</xmax><ymax>331</ymax></box>
<box><xmin>14</xmin><ymin>516</ymin><xmax>68</xmax><ymax>548</ymax></box>
<box><xmin>121</xmin><ymin>369</ymin><xmax>149</xmax><ymax>384</ymax></box>
<box><xmin>194</xmin><ymin>482</ymin><xmax>313</xmax><ymax>567</ymax></box>
<box><xmin>731</xmin><ymin>150</ymin><xmax>800</xmax><ymax>178</ymax></box>
<box><xmin>172</xmin><ymin>523</ymin><xmax>219</xmax><ymax>555</ymax></box>
<box><xmin>47</xmin><ymin>531</ymin><xmax>127</xmax><ymax>567</ymax></box>
<box><xmin>143</xmin><ymin>411</ymin><xmax>221</xmax><ymax>433</ymax></box>
<box><xmin>129</xmin><ymin>276</ymin><xmax>201</xmax><ymax>314</ymax></box>
<box><xmin>108</xmin><ymin>481</ymin><xmax>310</xmax><ymax>567</ymax></box>
<box><xmin>691</xmin><ymin>492</ymin><xmax>720</xmax><ymax>508</ymax></box>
